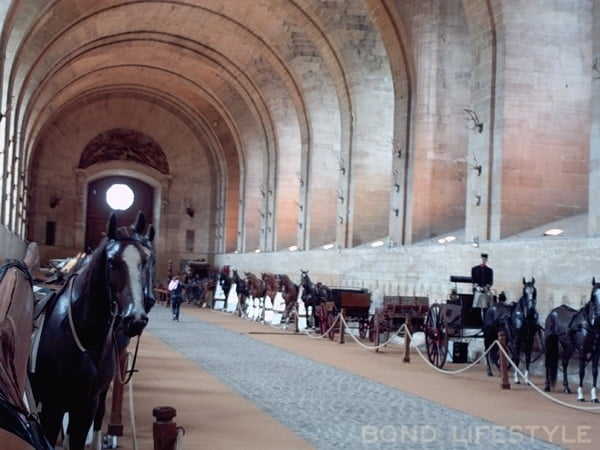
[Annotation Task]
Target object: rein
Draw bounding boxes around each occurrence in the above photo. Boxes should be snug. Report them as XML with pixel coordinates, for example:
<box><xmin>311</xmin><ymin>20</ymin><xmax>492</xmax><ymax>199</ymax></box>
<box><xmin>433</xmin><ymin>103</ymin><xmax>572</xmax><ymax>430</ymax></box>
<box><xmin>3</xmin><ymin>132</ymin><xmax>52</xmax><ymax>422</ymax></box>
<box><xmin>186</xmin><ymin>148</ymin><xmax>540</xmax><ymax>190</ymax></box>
<box><xmin>66</xmin><ymin>273</ymin><xmax>119</xmax><ymax>353</ymax></box>
<box><xmin>113</xmin><ymin>333</ymin><xmax>142</xmax><ymax>385</ymax></box>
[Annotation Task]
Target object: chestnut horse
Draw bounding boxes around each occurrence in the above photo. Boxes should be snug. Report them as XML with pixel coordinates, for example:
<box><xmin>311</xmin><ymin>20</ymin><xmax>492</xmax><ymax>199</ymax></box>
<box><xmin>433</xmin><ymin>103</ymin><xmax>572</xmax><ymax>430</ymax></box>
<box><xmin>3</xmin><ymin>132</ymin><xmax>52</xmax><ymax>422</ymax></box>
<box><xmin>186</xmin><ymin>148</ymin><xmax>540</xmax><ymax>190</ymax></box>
<box><xmin>245</xmin><ymin>272</ymin><xmax>267</xmax><ymax>321</ymax></box>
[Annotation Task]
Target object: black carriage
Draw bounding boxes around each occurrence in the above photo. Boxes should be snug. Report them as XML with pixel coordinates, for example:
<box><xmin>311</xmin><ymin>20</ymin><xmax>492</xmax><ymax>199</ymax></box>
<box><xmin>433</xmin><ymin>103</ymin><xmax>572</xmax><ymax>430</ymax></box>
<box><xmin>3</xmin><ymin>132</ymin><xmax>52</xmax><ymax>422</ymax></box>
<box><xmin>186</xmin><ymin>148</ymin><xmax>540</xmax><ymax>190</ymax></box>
<box><xmin>317</xmin><ymin>287</ymin><xmax>372</xmax><ymax>340</ymax></box>
<box><xmin>425</xmin><ymin>275</ymin><xmax>495</xmax><ymax>368</ymax></box>
<box><xmin>369</xmin><ymin>295</ymin><xmax>430</xmax><ymax>350</ymax></box>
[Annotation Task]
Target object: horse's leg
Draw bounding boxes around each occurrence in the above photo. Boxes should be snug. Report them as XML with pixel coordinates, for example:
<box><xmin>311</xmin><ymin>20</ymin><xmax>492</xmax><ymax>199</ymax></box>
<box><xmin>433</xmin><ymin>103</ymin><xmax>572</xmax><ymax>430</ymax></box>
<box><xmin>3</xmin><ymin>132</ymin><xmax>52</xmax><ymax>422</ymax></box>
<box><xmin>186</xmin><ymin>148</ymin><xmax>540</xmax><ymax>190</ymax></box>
<box><xmin>483</xmin><ymin>329</ymin><xmax>494</xmax><ymax>377</ymax></box>
<box><xmin>588</xmin><ymin>350</ymin><xmax>600</xmax><ymax>403</ymax></box>
<box><xmin>577</xmin><ymin>350</ymin><xmax>586</xmax><ymax>401</ymax></box>
<box><xmin>92</xmin><ymin>388</ymin><xmax>110</xmax><ymax>449</ymax></box>
<box><xmin>544</xmin><ymin>333</ymin><xmax>559</xmax><ymax>391</ymax></box>
<box><xmin>523</xmin><ymin>330</ymin><xmax>534</xmax><ymax>385</ymax></box>
<box><xmin>561</xmin><ymin>345</ymin><xmax>573</xmax><ymax>394</ymax></box>
<box><xmin>37</xmin><ymin>400</ymin><xmax>65</xmax><ymax>448</ymax></box>
<box><xmin>67</xmin><ymin>400</ymin><xmax>100</xmax><ymax>450</ymax></box>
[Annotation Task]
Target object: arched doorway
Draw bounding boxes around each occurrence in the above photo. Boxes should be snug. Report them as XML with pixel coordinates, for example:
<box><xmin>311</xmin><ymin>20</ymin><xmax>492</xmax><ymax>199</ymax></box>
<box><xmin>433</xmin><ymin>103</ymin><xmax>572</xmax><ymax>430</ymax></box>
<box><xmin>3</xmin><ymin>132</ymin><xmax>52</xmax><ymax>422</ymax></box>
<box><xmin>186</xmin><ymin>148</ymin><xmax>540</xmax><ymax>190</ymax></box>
<box><xmin>85</xmin><ymin>176</ymin><xmax>154</xmax><ymax>249</ymax></box>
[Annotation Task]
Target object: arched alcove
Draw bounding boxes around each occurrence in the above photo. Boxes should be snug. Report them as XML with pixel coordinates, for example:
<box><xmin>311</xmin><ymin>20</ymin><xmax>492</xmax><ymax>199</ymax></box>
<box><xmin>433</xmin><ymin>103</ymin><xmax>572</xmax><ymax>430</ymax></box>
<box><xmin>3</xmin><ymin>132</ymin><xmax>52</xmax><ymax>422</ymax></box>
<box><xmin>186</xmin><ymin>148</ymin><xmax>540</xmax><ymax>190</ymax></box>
<box><xmin>85</xmin><ymin>176</ymin><xmax>154</xmax><ymax>249</ymax></box>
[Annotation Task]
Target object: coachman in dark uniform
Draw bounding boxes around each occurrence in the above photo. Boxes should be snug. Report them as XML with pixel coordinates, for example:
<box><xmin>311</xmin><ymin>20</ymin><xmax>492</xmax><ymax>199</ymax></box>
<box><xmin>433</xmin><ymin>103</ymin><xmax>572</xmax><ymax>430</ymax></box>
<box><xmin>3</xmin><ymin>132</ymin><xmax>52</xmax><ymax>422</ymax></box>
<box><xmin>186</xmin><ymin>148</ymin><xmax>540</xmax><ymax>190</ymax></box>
<box><xmin>471</xmin><ymin>253</ymin><xmax>494</xmax><ymax>308</ymax></box>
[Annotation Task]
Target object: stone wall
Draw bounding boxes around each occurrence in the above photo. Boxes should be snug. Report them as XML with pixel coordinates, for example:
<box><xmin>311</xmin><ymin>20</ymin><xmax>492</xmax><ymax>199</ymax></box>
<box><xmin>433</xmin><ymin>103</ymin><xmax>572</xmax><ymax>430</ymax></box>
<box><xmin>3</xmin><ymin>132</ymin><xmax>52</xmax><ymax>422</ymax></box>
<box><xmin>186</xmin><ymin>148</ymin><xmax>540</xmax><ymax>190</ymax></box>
<box><xmin>212</xmin><ymin>236</ymin><xmax>600</xmax><ymax>320</ymax></box>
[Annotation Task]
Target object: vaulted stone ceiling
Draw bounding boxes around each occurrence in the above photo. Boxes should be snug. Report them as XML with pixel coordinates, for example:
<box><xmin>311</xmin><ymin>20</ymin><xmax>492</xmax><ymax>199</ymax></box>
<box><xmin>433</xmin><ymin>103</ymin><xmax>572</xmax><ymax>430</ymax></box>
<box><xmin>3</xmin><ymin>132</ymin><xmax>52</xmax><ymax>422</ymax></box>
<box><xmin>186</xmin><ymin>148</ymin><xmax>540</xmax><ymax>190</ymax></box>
<box><xmin>2</xmin><ymin>0</ymin><xmax>409</xmax><ymax>257</ymax></box>
<box><xmin>2</xmin><ymin>1</ymin><xmax>595</xmax><ymax>267</ymax></box>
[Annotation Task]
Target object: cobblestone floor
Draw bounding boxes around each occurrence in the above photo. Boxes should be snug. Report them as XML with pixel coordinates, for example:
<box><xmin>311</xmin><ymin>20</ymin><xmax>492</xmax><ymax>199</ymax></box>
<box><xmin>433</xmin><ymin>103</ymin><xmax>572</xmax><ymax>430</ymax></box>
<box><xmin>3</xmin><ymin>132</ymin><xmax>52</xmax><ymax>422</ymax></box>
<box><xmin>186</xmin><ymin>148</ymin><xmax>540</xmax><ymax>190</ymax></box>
<box><xmin>148</xmin><ymin>306</ymin><xmax>563</xmax><ymax>450</ymax></box>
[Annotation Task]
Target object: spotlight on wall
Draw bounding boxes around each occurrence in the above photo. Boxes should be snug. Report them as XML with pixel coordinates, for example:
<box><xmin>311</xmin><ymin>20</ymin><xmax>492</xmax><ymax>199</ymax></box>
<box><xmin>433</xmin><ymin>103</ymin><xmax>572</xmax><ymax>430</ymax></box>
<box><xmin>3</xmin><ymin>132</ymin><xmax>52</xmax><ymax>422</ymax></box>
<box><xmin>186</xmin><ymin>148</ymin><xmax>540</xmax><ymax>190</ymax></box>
<box><xmin>288</xmin><ymin>245</ymin><xmax>298</xmax><ymax>252</ymax></box>
<box><xmin>323</xmin><ymin>243</ymin><xmax>334</xmax><ymax>250</ymax></box>
<box><xmin>371</xmin><ymin>240</ymin><xmax>385</xmax><ymax>248</ymax></box>
<box><xmin>543</xmin><ymin>228</ymin><xmax>563</xmax><ymax>236</ymax></box>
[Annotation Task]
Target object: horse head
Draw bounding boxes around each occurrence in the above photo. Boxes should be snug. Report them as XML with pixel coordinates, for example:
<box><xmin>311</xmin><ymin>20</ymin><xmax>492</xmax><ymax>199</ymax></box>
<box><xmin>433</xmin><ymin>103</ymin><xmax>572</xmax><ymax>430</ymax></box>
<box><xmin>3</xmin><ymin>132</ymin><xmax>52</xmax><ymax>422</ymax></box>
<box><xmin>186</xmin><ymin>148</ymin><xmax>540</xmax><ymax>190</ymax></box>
<box><xmin>105</xmin><ymin>211</ymin><xmax>154</xmax><ymax>337</ymax></box>
<box><xmin>521</xmin><ymin>277</ymin><xmax>537</xmax><ymax>316</ymax></box>
<box><xmin>589</xmin><ymin>277</ymin><xmax>600</xmax><ymax>326</ymax></box>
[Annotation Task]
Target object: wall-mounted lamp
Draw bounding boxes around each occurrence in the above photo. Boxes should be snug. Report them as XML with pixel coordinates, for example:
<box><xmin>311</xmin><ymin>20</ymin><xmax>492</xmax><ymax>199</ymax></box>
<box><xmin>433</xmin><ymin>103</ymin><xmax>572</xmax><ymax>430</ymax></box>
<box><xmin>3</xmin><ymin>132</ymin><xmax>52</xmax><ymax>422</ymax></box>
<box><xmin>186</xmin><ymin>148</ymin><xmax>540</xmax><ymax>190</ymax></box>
<box><xmin>464</xmin><ymin>108</ymin><xmax>484</xmax><ymax>133</ymax></box>
<box><xmin>472</xmin><ymin>236</ymin><xmax>480</xmax><ymax>248</ymax></box>
<box><xmin>474</xmin><ymin>193</ymin><xmax>481</xmax><ymax>206</ymax></box>
<box><xmin>337</xmin><ymin>156</ymin><xmax>346</xmax><ymax>175</ymax></box>
<box><xmin>49</xmin><ymin>193</ymin><xmax>61</xmax><ymax>209</ymax></box>
<box><xmin>338</xmin><ymin>215</ymin><xmax>344</xmax><ymax>224</ymax></box>
<box><xmin>184</xmin><ymin>198</ymin><xmax>194</xmax><ymax>217</ymax></box>
<box><xmin>391</xmin><ymin>208</ymin><xmax>399</xmax><ymax>217</ymax></box>
<box><xmin>337</xmin><ymin>188</ymin><xmax>344</xmax><ymax>204</ymax></box>
<box><xmin>296</xmin><ymin>171</ymin><xmax>304</xmax><ymax>187</ymax></box>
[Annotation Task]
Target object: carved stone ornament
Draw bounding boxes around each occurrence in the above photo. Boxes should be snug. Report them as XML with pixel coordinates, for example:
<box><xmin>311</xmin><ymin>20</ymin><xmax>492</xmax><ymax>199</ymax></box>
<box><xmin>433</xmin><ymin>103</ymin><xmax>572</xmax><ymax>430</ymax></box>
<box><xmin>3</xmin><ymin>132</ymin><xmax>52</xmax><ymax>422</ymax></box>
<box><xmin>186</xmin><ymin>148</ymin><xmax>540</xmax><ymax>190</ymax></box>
<box><xmin>79</xmin><ymin>129</ymin><xmax>169</xmax><ymax>174</ymax></box>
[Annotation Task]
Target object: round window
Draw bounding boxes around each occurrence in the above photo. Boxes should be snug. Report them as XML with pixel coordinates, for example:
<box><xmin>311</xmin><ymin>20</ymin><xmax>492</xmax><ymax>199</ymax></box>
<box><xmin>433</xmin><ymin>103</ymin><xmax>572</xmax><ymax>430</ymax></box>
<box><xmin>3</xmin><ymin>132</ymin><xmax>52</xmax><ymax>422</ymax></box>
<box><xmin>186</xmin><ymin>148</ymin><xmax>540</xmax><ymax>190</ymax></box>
<box><xmin>106</xmin><ymin>183</ymin><xmax>135</xmax><ymax>210</ymax></box>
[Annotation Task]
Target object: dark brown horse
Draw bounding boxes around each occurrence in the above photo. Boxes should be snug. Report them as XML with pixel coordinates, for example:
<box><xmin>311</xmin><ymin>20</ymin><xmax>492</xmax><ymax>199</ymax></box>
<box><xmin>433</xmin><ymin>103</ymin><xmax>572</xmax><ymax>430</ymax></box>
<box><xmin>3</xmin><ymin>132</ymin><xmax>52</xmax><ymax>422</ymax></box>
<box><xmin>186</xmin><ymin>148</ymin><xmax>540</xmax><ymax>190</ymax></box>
<box><xmin>30</xmin><ymin>212</ymin><xmax>155</xmax><ymax>449</ymax></box>
<box><xmin>276</xmin><ymin>273</ymin><xmax>299</xmax><ymax>330</ymax></box>
<box><xmin>299</xmin><ymin>270</ymin><xmax>330</xmax><ymax>329</ymax></box>
<box><xmin>231</xmin><ymin>269</ymin><xmax>248</xmax><ymax>316</ymax></box>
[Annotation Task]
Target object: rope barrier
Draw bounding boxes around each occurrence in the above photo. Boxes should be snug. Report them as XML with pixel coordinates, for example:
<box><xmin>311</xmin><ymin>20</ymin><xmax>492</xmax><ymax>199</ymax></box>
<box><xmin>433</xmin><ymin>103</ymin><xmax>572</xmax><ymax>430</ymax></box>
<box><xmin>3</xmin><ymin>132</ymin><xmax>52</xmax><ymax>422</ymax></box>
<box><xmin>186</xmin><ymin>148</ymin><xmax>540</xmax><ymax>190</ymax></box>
<box><xmin>212</xmin><ymin>298</ymin><xmax>600</xmax><ymax>413</ymax></box>
<box><xmin>494</xmin><ymin>339</ymin><xmax>600</xmax><ymax>412</ymax></box>
<box><xmin>125</xmin><ymin>351</ymin><xmax>139</xmax><ymax>450</ymax></box>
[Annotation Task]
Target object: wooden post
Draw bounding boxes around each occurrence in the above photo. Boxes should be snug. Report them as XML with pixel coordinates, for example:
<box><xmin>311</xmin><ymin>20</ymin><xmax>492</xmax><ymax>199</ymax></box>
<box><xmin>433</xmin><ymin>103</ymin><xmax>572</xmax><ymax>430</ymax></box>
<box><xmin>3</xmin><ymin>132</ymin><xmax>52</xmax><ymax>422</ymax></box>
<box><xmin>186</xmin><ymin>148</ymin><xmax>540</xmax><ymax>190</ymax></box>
<box><xmin>403</xmin><ymin>322</ymin><xmax>411</xmax><ymax>363</ymax></box>
<box><xmin>107</xmin><ymin>351</ymin><xmax>128</xmax><ymax>436</ymax></box>
<box><xmin>498</xmin><ymin>331</ymin><xmax>511</xmax><ymax>390</ymax></box>
<box><xmin>153</xmin><ymin>406</ymin><xmax>177</xmax><ymax>450</ymax></box>
<box><xmin>339</xmin><ymin>308</ymin><xmax>345</xmax><ymax>344</ymax></box>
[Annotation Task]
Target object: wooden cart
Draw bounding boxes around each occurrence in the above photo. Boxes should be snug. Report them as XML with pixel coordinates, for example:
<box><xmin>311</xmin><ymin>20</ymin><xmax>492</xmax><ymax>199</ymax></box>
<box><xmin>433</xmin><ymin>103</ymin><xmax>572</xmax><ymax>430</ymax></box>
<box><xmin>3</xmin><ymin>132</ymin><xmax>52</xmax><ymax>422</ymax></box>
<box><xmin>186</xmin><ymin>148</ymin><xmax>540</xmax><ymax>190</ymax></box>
<box><xmin>317</xmin><ymin>287</ymin><xmax>371</xmax><ymax>340</ymax></box>
<box><xmin>370</xmin><ymin>295</ymin><xmax>429</xmax><ymax>351</ymax></box>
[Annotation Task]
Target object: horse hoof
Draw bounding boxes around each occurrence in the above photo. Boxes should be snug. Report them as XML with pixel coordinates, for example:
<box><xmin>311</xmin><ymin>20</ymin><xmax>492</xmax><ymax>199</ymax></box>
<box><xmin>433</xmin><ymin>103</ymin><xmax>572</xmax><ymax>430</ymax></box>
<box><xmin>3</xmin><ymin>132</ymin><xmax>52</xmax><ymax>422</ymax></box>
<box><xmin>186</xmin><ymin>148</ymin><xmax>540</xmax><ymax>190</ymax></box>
<box><xmin>577</xmin><ymin>398</ymin><xmax>585</xmax><ymax>402</ymax></box>
<box><xmin>544</xmin><ymin>386</ymin><xmax>550</xmax><ymax>392</ymax></box>
<box><xmin>592</xmin><ymin>398</ymin><xmax>599</xmax><ymax>404</ymax></box>
<box><xmin>515</xmin><ymin>380</ymin><xmax>520</xmax><ymax>385</ymax></box>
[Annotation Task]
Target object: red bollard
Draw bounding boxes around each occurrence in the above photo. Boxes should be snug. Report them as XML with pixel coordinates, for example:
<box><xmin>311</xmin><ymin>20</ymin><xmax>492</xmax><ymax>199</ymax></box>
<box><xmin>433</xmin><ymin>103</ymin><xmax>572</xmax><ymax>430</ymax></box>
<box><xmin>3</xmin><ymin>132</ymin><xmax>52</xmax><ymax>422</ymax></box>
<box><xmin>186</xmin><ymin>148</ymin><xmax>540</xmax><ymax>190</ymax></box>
<box><xmin>153</xmin><ymin>406</ymin><xmax>177</xmax><ymax>450</ymax></box>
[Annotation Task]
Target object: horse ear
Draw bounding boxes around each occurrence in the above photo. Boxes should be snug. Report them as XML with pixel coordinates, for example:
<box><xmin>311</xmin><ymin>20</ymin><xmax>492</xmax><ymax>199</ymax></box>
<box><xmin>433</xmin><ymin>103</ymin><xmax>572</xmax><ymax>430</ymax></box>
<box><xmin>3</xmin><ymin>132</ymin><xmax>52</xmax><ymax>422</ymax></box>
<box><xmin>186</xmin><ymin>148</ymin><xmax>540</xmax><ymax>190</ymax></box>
<box><xmin>531</xmin><ymin>277</ymin><xmax>535</xmax><ymax>284</ymax></box>
<box><xmin>107</xmin><ymin>212</ymin><xmax>117</xmax><ymax>239</ymax></box>
<box><xmin>133</xmin><ymin>211</ymin><xmax>146</xmax><ymax>234</ymax></box>
<box><xmin>523</xmin><ymin>277</ymin><xmax>526</xmax><ymax>285</ymax></box>
<box><xmin>147</xmin><ymin>224</ymin><xmax>155</xmax><ymax>243</ymax></box>
<box><xmin>594</xmin><ymin>277</ymin><xmax>597</xmax><ymax>286</ymax></box>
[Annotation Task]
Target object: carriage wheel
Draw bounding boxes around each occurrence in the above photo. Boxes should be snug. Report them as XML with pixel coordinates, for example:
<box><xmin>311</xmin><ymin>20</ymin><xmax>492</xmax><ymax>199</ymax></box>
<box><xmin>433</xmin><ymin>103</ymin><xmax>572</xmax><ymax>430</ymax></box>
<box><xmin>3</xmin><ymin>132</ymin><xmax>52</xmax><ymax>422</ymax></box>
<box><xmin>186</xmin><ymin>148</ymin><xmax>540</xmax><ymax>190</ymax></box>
<box><xmin>425</xmin><ymin>303</ymin><xmax>448</xmax><ymax>368</ymax></box>
<box><xmin>359</xmin><ymin>318</ymin><xmax>368</xmax><ymax>339</ymax></box>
